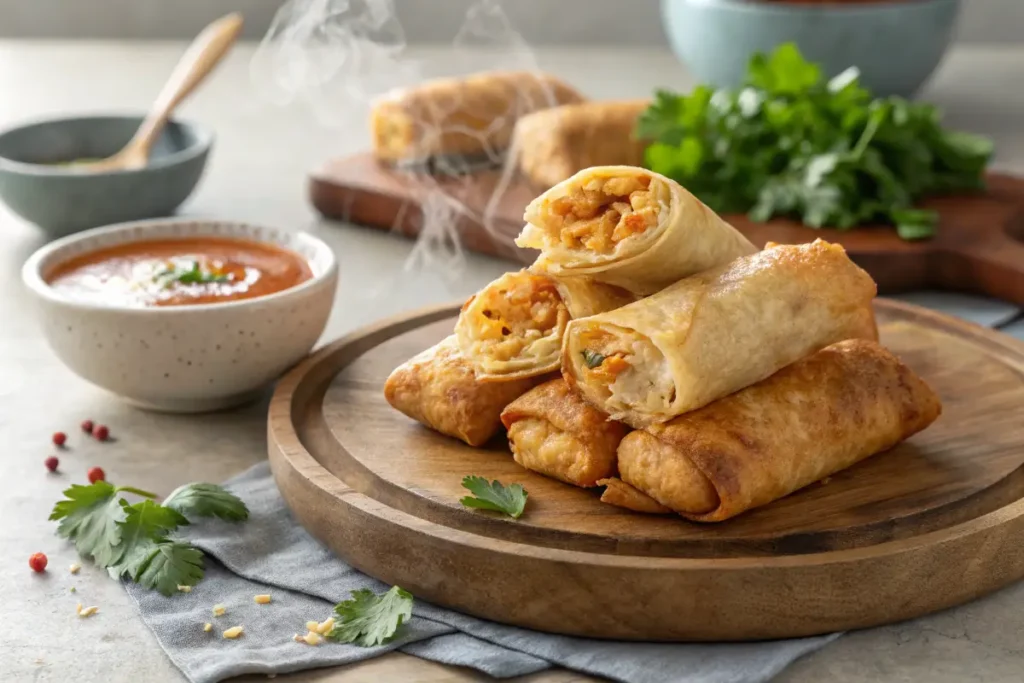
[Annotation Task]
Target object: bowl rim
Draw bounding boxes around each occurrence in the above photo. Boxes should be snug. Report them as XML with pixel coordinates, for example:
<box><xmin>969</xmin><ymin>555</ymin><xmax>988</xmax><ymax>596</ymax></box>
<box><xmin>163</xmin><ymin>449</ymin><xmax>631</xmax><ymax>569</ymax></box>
<box><xmin>21</xmin><ymin>217</ymin><xmax>339</xmax><ymax>314</ymax></box>
<box><xmin>0</xmin><ymin>113</ymin><xmax>214</xmax><ymax>177</ymax></box>
<box><xmin>662</xmin><ymin>0</ymin><xmax>961</xmax><ymax>16</ymax></box>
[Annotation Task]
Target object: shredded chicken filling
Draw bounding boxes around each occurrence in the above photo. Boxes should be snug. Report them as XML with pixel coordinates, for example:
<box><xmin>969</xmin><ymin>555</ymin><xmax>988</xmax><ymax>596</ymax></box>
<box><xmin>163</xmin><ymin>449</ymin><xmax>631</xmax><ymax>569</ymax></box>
<box><xmin>536</xmin><ymin>175</ymin><xmax>660</xmax><ymax>254</ymax></box>
<box><xmin>471</xmin><ymin>275</ymin><xmax>566</xmax><ymax>362</ymax></box>
<box><xmin>580</xmin><ymin>332</ymin><xmax>675</xmax><ymax>413</ymax></box>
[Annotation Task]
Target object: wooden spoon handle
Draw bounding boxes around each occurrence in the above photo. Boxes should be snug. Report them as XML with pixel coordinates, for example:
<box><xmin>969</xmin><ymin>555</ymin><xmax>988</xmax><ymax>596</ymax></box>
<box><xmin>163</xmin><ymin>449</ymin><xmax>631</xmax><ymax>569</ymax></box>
<box><xmin>129</xmin><ymin>13</ymin><xmax>244</xmax><ymax>160</ymax></box>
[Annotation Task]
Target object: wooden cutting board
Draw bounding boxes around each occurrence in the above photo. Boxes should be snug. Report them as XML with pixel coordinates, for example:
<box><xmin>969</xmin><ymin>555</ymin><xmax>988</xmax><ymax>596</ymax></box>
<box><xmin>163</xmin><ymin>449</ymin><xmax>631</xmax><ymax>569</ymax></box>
<box><xmin>267</xmin><ymin>299</ymin><xmax>1024</xmax><ymax>641</ymax></box>
<box><xmin>310</xmin><ymin>154</ymin><xmax>1024</xmax><ymax>304</ymax></box>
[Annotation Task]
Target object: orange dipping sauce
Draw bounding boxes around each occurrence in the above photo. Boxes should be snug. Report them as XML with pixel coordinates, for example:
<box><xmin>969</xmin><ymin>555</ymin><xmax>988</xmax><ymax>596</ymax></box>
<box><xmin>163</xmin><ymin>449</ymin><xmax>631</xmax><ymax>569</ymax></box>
<box><xmin>46</xmin><ymin>237</ymin><xmax>313</xmax><ymax>308</ymax></box>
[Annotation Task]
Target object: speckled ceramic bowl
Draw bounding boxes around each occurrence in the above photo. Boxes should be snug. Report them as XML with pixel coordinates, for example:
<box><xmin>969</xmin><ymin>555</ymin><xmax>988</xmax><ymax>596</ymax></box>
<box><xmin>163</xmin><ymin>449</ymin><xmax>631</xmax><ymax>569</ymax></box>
<box><xmin>21</xmin><ymin>219</ymin><xmax>338</xmax><ymax>413</ymax></box>
<box><xmin>0</xmin><ymin>115</ymin><xmax>212</xmax><ymax>237</ymax></box>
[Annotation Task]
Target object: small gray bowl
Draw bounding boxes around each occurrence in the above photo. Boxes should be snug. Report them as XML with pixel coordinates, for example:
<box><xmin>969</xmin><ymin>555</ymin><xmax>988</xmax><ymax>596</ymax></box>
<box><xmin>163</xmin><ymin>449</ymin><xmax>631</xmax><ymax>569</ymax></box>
<box><xmin>0</xmin><ymin>115</ymin><xmax>212</xmax><ymax>237</ymax></box>
<box><xmin>661</xmin><ymin>0</ymin><xmax>962</xmax><ymax>97</ymax></box>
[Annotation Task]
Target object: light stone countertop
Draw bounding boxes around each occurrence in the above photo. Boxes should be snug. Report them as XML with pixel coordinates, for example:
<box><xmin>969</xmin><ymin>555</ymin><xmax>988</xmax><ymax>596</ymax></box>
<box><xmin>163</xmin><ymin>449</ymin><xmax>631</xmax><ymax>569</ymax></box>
<box><xmin>1</xmin><ymin>41</ymin><xmax>1024</xmax><ymax>683</ymax></box>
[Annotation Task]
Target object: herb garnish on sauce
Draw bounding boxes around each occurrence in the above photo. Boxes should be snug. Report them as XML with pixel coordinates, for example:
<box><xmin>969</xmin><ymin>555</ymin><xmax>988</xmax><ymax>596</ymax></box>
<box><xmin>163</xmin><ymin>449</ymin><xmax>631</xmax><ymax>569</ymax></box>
<box><xmin>154</xmin><ymin>260</ymin><xmax>230</xmax><ymax>288</ymax></box>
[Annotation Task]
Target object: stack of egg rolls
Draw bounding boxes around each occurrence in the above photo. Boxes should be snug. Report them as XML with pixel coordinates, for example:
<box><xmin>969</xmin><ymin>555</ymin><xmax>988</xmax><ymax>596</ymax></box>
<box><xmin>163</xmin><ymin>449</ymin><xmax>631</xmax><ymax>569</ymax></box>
<box><xmin>383</xmin><ymin>160</ymin><xmax>941</xmax><ymax>523</ymax></box>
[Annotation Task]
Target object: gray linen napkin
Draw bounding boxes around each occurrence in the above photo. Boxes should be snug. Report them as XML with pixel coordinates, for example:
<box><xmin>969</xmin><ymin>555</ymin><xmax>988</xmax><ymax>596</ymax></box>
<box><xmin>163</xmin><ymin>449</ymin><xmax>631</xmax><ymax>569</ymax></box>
<box><xmin>125</xmin><ymin>462</ymin><xmax>840</xmax><ymax>683</ymax></box>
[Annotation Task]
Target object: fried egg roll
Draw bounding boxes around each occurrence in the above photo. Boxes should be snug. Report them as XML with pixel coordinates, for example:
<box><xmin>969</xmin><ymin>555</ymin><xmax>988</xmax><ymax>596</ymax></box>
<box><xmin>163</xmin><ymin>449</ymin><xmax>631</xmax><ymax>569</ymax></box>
<box><xmin>562</xmin><ymin>240</ymin><xmax>878</xmax><ymax>428</ymax></box>
<box><xmin>384</xmin><ymin>336</ymin><xmax>543</xmax><ymax>447</ymax></box>
<box><xmin>597</xmin><ymin>478</ymin><xmax>671</xmax><ymax>514</ymax></box>
<box><xmin>500</xmin><ymin>379</ymin><xmax>628</xmax><ymax>487</ymax></box>
<box><xmin>516</xmin><ymin>166</ymin><xmax>756</xmax><ymax>295</ymax></box>
<box><xmin>513</xmin><ymin>100</ymin><xmax>650</xmax><ymax>190</ymax></box>
<box><xmin>617</xmin><ymin>339</ymin><xmax>943</xmax><ymax>522</ymax></box>
<box><xmin>371</xmin><ymin>71</ymin><xmax>585</xmax><ymax>164</ymax></box>
<box><xmin>455</xmin><ymin>270</ymin><xmax>634</xmax><ymax>381</ymax></box>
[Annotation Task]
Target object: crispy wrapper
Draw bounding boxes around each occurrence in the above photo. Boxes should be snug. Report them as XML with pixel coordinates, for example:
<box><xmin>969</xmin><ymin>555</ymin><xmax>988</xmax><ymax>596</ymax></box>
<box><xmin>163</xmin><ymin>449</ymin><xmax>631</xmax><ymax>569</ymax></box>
<box><xmin>618</xmin><ymin>339</ymin><xmax>943</xmax><ymax>522</ymax></box>
<box><xmin>513</xmin><ymin>100</ymin><xmax>650</xmax><ymax>190</ymax></box>
<box><xmin>597</xmin><ymin>478</ymin><xmax>671</xmax><ymax>514</ymax></box>
<box><xmin>563</xmin><ymin>240</ymin><xmax>879</xmax><ymax>428</ymax></box>
<box><xmin>370</xmin><ymin>71</ymin><xmax>585</xmax><ymax>164</ymax></box>
<box><xmin>500</xmin><ymin>379</ymin><xmax>629</xmax><ymax>487</ymax></box>
<box><xmin>455</xmin><ymin>270</ymin><xmax>634</xmax><ymax>381</ymax></box>
<box><xmin>384</xmin><ymin>336</ymin><xmax>544</xmax><ymax>447</ymax></box>
<box><xmin>516</xmin><ymin>166</ymin><xmax>756</xmax><ymax>295</ymax></box>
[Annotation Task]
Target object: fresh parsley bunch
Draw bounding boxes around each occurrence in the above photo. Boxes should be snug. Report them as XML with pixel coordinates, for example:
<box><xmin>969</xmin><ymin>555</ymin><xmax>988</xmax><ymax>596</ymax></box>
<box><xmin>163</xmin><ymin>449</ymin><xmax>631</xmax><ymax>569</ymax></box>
<box><xmin>638</xmin><ymin>43</ymin><xmax>993</xmax><ymax>240</ymax></box>
<box><xmin>50</xmin><ymin>480</ymin><xmax>248</xmax><ymax>595</ymax></box>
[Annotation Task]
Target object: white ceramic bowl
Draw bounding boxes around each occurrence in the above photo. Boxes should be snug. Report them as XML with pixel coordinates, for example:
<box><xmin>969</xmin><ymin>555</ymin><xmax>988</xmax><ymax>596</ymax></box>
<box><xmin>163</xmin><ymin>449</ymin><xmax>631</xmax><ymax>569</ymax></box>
<box><xmin>22</xmin><ymin>218</ymin><xmax>338</xmax><ymax>412</ymax></box>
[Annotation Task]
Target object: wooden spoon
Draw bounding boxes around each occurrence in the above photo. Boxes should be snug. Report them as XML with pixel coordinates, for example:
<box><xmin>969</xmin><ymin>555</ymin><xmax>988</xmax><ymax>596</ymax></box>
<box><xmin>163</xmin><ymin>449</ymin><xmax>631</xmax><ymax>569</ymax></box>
<box><xmin>78</xmin><ymin>13</ymin><xmax>244</xmax><ymax>173</ymax></box>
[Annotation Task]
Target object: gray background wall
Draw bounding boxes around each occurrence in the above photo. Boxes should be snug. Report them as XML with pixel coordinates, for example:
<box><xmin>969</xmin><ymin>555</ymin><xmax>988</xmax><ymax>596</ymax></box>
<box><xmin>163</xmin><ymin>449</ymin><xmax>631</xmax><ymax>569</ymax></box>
<box><xmin>0</xmin><ymin>0</ymin><xmax>1020</xmax><ymax>43</ymax></box>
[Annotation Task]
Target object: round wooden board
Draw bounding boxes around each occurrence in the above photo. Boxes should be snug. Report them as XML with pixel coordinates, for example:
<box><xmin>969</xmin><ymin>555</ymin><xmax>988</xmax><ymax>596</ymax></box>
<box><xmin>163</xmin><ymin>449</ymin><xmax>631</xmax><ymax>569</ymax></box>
<box><xmin>268</xmin><ymin>299</ymin><xmax>1024</xmax><ymax>642</ymax></box>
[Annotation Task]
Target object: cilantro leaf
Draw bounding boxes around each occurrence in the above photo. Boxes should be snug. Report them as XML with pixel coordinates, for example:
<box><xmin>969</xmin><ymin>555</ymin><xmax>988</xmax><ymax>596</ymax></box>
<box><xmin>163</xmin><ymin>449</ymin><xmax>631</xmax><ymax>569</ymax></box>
<box><xmin>581</xmin><ymin>349</ymin><xmax>606</xmax><ymax>369</ymax></box>
<box><xmin>110</xmin><ymin>500</ymin><xmax>190</xmax><ymax>579</ymax></box>
<box><xmin>132</xmin><ymin>541</ymin><xmax>205</xmax><ymax>596</ymax></box>
<box><xmin>49</xmin><ymin>481</ymin><xmax>125</xmax><ymax>566</ymax></box>
<box><xmin>459</xmin><ymin>476</ymin><xmax>528</xmax><ymax>519</ymax></box>
<box><xmin>50</xmin><ymin>479</ymin><xmax>241</xmax><ymax>597</ymax></box>
<box><xmin>638</xmin><ymin>41</ymin><xmax>992</xmax><ymax>241</ymax></box>
<box><xmin>163</xmin><ymin>483</ymin><xmax>249</xmax><ymax>522</ymax></box>
<box><xmin>327</xmin><ymin>586</ymin><xmax>414</xmax><ymax>647</ymax></box>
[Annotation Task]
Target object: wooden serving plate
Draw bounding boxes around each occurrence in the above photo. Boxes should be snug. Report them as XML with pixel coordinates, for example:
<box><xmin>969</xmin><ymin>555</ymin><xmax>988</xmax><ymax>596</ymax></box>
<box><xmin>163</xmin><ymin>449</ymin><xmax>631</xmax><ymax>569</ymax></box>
<box><xmin>310</xmin><ymin>154</ymin><xmax>1024</xmax><ymax>304</ymax></box>
<box><xmin>268</xmin><ymin>299</ymin><xmax>1024</xmax><ymax>642</ymax></box>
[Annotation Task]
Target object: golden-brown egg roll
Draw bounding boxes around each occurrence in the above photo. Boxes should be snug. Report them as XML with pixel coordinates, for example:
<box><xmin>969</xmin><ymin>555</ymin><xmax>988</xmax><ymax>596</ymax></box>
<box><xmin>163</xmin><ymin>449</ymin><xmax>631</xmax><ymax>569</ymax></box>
<box><xmin>597</xmin><ymin>478</ymin><xmax>671</xmax><ymax>514</ymax></box>
<box><xmin>562</xmin><ymin>240</ymin><xmax>878</xmax><ymax>428</ymax></box>
<box><xmin>384</xmin><ymin>336</ymin><xmax>544</xmax><ymax>447</ymax></box>
<box><xmin>618</xmin><ymin>339</ymin><xmax>942</xmax><ymax>522</ymax></box>
<box><xmin>454</xmin><ymin>270</ymin><xmax>634</xmax><ymax>381</ymax></box>
<box><xmin>371</xmin><ymin>71</ymin><xmax>585</xmax><ymax>164</ymax></box>
<box><xmin>500</xmin><ymin>379</ymin><xmax>629</xmax><ymax>487</ymax></box>
<box><xmin>513</xmin><ymin>100</ymin><xmax>650</xmax><ymax>190</ymax></box>
<box><xmin>516</xmin><ymin>166</ymin><xmax>756</xmax><ymax>295</ymax></box>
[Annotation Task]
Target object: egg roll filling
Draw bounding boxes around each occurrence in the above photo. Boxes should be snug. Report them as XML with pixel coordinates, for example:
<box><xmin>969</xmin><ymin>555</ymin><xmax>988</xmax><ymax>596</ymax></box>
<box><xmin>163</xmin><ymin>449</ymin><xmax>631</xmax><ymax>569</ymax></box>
<box><xmin>507</xmin><ymin>418</ymin><xmax>594</xmax><ymax>486</ymax></box>
<box><xmin>531</xmin><ymin>174</ymin><xmax>667</xmax><ymax>256</ymax></box>
<box><xmin>463</xmin><ymin>272</ymin><xmax>569</xmax><ymax>366</ymax></box>
<box><xmin>578</xmin><ymin>328</ymin><xmax>675</xmax><ymax>415</ymax></box>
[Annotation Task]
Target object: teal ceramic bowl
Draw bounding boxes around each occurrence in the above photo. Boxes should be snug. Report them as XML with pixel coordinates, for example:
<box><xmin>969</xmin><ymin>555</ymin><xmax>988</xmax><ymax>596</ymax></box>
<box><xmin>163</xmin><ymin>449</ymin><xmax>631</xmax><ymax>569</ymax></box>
<box><xmin>0</xmin><ymin>115</ymin><xmax>212</xmax><ymax>237</ymax></box>
<box><xmin>661</xmin><ymin>0</ymin><xmax>962</xmax><ymax>97</ymax></box>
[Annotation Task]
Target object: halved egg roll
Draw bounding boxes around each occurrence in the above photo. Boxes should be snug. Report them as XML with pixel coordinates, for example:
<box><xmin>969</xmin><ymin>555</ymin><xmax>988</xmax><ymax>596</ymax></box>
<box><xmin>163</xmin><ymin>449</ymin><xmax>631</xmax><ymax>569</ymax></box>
<box><xmin>617</xmin><ymin>339</ymin><xmax>943</xmax><ymax>522</ymax></box>
<box><xmin>371</xmin><ymin>70</ymin><xmax>585</xmax><ymax>164</ymax></box>
<box><xmin>597</xmin><ymin>478</ymin><xmax>671</xmax><ymax>514</ymax></box>
<box><xmin>562</xmin><ymin>240</ymin><xmax>878</xmax><ymax>428</ymax></box>
<box><xmin>513</xmin><ymin>100</ymin><xmax>650</xmax><ymax>190</ymax></box>
<box><xmin>384</xmin><ymin>336</ymin><xmax>544</xmax><ymax>447</ymax></box>
<box><xmin>500</xmin><ymin>379</ymin><xmax>628</xmax><ymax>487</ymax></box>
<box><xmin>454</xmin><ymin>269</ymin><xmax>634</xmax><ymax>381</ymax></box>
<box><xmin>516</xmin><ymin>166</ymin><xmax>756</xmax><ymax>295</ymax></box>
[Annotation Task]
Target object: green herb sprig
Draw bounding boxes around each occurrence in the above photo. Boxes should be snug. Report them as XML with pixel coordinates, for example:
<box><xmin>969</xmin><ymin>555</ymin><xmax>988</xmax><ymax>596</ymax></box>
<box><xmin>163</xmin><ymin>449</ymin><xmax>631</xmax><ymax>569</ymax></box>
<box><xmin>638</xmin><ymin>43</ymin><xmax>993</xmax><ymax>240</ymax></box>
<box><xmin>459</xmin><ymin>476</ymin><xmax>528</xmax><ymax>518</ymax></box>
<box><xmin>326</xmin><ymin>586</ymin><xmax>414</xmax><ymax>647</ymax></box>
<box><xmin>153</xmin><ymin>260</ymin><xmax>230</xmax><ymax>288</ymax></box>
<box><xmin>49</xmin><ymin>481</ymin><xmax>248</xmax><ymax>595</ymax></box>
